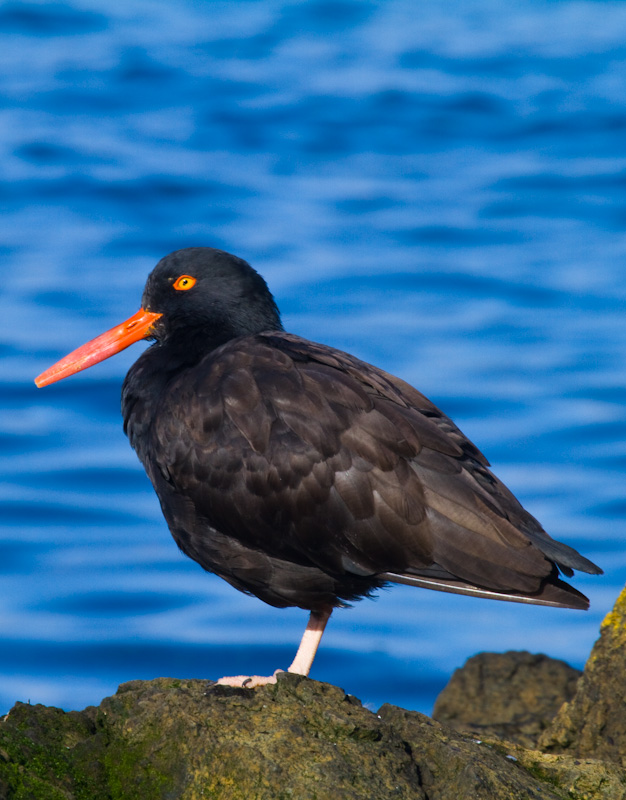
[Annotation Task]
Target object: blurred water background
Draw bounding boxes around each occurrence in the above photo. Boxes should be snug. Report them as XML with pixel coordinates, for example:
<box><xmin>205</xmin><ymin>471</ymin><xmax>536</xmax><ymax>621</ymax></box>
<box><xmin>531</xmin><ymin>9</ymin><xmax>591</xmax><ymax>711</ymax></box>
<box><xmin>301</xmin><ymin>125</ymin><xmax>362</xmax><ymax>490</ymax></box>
<box><xmin>2</xmin><ymin>0</ymin><xmax>625</xmax><ymax>715</ymax></box>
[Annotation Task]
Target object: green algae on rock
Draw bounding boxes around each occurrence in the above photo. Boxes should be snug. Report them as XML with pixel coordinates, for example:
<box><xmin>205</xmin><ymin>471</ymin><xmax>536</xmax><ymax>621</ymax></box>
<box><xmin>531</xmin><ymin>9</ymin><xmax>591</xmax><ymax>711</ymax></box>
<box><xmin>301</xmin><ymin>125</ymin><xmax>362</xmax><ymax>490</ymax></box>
<box><xmin>539</xmin><ymin>584</ymin><xmax>626</xmax><ymax>766</ymax></box>
<box><xmin>3</xmin><ymin>585</ymin><xmax>626</xmax><ymax>800</ymax></box>
<box><xmin>2</xmin><ymin>667</ymin><xmax>625</xmax><ymax>800</ymax></box>
<box><xmin>1</xmin><ymin>677</ymin><xmax>424</xmax><ymax>800</ymax></box>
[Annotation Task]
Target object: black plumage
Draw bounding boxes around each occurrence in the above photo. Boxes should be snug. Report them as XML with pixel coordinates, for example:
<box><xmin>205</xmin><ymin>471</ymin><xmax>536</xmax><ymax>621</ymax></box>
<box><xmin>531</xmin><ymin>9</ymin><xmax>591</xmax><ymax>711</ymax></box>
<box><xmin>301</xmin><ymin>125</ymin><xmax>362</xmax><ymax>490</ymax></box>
<box><xmin>36</xmin><ymin>247</ymin><xmax>602</xmax><ymax>685</ymax></box>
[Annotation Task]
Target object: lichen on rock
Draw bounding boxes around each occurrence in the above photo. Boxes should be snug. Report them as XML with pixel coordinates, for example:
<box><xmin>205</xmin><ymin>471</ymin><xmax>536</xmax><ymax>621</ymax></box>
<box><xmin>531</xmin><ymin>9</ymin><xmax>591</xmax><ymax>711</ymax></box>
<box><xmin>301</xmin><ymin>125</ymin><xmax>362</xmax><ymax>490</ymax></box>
<box><xmin>2</xmin><ymin>586</ymin><xmax>626</xmax><ymax>799</ymax></box>
<box><xmin>539</xmin><ymin>584</ymin><xmax>626</xmax><ymax>766</ymax></box>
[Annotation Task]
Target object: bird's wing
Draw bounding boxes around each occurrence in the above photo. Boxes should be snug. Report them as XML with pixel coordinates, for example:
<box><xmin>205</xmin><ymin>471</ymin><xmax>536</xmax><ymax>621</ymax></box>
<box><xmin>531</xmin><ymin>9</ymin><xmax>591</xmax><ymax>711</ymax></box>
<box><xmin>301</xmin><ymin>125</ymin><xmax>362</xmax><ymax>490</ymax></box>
<box><xmin>148</xmin><ymin>332</ymin><xmax>599</xmax><ymax>608</ymax></box>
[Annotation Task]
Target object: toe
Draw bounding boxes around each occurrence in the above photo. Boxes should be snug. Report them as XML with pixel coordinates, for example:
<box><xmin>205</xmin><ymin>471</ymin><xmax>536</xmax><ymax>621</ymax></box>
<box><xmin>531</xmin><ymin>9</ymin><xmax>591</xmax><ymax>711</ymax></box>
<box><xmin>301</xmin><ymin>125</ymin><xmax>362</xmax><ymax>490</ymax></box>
<box><xmin>216</xmin><ymin>673</ymin><xmax>279</xmax><ymax>688</ymax></box>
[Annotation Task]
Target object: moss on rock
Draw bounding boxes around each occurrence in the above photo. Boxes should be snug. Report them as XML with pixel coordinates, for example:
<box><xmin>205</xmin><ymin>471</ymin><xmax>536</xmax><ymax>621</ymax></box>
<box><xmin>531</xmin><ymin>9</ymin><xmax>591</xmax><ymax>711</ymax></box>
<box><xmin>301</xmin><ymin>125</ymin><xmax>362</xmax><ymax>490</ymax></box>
<box><xmin>1</xmin><ymin>677</ymin><xmax>425</xmax><ymax>800</ymax></box>
<box><xmin>96</xmin><ymin>675</ymin><xmax>424</xmax><ymax>799</ymax></box>
<box><xmin>2</xmin><ymin>671</ymin><xmax>624</xmax><ymax>800</ymax></box>
<box><xmin>539</xmin><ymin>585</ymin><xmax>626</xmax><ymax>765</ymax></box>
<box><xmin>0</xmin><ymin>702</ymin><xmax>106</xmax><ymax>800</ymax></box>
<box><xmin>3</xmin><ymin>586</ymin><xmax>626</xmax><ymax>799</ymax></box>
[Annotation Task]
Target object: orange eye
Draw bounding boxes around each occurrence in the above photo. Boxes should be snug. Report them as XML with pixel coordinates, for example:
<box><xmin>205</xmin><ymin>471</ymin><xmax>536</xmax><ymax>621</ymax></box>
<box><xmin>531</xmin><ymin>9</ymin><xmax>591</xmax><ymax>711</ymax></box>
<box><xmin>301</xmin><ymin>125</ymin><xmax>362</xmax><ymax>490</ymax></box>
<box><xmin>173</xmin><ymin>275</ymin><xmax>196</xmax><ymax>291</ymax></box>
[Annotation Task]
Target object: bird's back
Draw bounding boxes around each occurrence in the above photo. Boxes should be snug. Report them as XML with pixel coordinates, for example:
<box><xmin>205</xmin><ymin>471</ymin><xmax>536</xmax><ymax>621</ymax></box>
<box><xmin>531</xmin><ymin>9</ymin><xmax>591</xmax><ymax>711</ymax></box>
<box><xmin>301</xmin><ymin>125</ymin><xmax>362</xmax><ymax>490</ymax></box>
<box><xmin>123</xmin><ymin>330</ymin><xmax>600</xmax><ymax>611</ymax></box>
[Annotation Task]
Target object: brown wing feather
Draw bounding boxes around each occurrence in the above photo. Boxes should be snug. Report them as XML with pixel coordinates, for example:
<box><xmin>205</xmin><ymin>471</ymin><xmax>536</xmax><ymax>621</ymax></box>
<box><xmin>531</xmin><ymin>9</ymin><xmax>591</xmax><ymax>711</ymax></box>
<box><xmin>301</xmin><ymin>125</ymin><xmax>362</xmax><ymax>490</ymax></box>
<box><xmin>127</xmin><ymin>330</ymin><xmax>600</xmax><ymax>612</ymax></box>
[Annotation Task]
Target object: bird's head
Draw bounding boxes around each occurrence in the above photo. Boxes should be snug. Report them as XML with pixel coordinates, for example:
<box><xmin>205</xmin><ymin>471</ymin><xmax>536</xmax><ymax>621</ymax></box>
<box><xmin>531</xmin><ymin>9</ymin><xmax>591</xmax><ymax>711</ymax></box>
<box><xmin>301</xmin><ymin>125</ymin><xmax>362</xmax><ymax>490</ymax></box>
<box><xmin>35</xmin><ymin>247</ymin><xmax>282</xmax><ymax>387</ymax></box>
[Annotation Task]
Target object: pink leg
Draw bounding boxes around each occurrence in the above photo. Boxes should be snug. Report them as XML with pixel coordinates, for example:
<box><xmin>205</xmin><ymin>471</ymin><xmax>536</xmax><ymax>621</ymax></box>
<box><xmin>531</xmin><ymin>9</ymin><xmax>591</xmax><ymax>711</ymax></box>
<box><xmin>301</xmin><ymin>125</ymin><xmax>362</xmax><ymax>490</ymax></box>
<box><xmin>287</xmin><ymin>608</ymin><xmax>332</xmax><ymax>676</ymax></box>
<box><xmin>216</xmin><ymin>608</ymin><xmax>332</xmax><ymax>688</ymax></box>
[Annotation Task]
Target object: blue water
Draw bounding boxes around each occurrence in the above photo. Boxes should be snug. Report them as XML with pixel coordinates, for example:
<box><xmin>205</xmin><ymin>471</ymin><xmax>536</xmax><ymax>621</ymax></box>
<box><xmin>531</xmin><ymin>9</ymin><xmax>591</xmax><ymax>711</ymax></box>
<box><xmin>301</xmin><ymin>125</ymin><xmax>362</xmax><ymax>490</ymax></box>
<box><xmin>2</xmin><ymin>0</ymin><xmax>625</xmax><ymax>716</ymax></box>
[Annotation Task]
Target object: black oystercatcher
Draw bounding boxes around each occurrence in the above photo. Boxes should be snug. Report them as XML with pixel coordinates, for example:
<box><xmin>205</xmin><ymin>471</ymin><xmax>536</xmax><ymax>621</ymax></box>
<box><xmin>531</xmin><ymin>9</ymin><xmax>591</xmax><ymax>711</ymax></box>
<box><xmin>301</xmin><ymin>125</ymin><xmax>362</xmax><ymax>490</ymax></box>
<box><xmin>36</xmin><ymin>248</ymin><xmax>602</xmax><ymax>687</ymax></box>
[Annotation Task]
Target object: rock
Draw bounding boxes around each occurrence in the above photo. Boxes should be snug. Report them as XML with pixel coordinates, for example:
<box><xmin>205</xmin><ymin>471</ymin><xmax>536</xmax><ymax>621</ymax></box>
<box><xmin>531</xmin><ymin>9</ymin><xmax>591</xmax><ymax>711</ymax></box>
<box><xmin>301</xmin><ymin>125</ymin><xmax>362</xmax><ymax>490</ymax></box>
<box><xmin>488</xmin><ymin>744</ymin><xmax>626</xmax><ymax>800</ymax></box>
<box><xmin>1</xmin><ymin>671</ymin><xmax>625</xmax><ymax>800</ymax></box>
<box><xmin>0</xmin><ymin>702</ymin><xmax>105</xmax><ymax>800</ymax></box>
<box><xmin>379</xmin><ymin>704</ymin><xmax>564</xmax><ymax>800</ymax></box>
<box><xmin>0</xmin><ymin>677</ymin><xmax>422</xmax><ymax>800</ymax></box>
<box><xmin>98</xmin><ymin>676</ymin><xmax>423</xmax><ymax>800</ymax></box>
<box><xmin>3</xmin><ymin>586</ymin><xmax>626</xmax><ymax>799</ymax></box>
<box><xmin>539</xmin><ymin>585</ymin><xmax>626</xmax><ymax>766</ymax></box>
<box><xmin>432</xmin><ymin>650</ymin><xmax>581</xmax><ymax>748</ymax></box>
<box><xmin>380</xmin><ymin>705</ymin><xmax>626</xmax><ymax>800</ymax></box>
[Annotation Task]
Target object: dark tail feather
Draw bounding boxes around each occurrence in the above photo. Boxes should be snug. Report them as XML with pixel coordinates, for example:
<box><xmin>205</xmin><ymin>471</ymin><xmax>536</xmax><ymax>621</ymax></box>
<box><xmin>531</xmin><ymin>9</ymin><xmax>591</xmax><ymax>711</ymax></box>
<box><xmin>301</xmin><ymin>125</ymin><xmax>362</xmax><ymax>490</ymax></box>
<box><xmin>521</xmin><ymin>530</ymin><xmax>603</xmax><ymax>578</ymax></box>
<box><xmin>380</xmin><ymin>570</ymin><xmax>590</xmax><ymax>610</ymax></box>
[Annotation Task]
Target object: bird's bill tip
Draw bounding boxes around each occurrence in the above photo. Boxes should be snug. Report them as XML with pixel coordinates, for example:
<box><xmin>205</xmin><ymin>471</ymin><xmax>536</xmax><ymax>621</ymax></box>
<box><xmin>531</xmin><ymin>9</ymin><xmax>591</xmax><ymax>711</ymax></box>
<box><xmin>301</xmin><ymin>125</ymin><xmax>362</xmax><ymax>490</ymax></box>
<box><xmin>35</xmin><ymin>308</ymin><xmax>162</xmax><ymax>387</ymax></box>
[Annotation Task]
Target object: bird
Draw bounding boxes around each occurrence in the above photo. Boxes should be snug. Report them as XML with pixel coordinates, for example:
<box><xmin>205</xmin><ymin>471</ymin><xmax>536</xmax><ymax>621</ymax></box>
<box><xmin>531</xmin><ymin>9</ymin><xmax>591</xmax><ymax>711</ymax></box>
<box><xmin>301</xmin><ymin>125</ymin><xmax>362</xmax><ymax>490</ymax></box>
<box><xmin>35</xmin><ymin>247</ymin><xmax>602</xmax><ymax>687</ymax></box>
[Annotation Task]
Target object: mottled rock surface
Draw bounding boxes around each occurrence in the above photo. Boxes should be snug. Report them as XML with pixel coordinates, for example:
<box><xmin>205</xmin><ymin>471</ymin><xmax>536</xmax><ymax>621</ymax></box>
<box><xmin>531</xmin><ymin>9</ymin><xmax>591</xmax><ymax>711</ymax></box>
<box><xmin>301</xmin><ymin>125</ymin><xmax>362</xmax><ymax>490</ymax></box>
<box><xmin>1</xmin><ymin>677</ymin><xmax>422</xmax><ymax>800</ymax></box>
<box><xmin>382</xmin><ymin>704</ymin><xmax>626</xmax><ymax>800</ymax></box>
<box><xmin>3</xmin><ymin>587</ymin><xmax>626</xmax><ymax>799</ymax></box>
<box><xmin>540</xmin><ymin>585</ymin><xmax>626</xmax><ymax>766</ymax></box>
<box><xmin>1</xmin><ymin>668</ymin><xmax>625</xmax><ymax>800</ymax></box>
<box><xmin>433</xmin><ymin>650</ymin><xmax>581</xmax><ymax>748</ymax></box>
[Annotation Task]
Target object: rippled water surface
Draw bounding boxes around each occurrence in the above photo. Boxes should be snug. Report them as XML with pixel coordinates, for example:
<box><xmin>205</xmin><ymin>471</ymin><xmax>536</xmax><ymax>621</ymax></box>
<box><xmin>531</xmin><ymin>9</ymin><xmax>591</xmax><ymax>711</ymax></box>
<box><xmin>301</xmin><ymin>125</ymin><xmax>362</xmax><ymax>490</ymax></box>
<box><xmin>2</xmin><ymin>0</ymin><xmax>626</xmax><ymax>715</ymax></box>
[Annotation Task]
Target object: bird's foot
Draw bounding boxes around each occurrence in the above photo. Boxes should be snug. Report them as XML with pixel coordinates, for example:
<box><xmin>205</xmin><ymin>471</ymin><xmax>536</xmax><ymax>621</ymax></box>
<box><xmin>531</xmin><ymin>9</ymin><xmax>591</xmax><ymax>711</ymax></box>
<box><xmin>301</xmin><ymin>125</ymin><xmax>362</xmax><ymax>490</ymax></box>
<box><xmin>216</xmin><ymin>669</ymin><xmax>285</xmax><ymax>688</ymax></box>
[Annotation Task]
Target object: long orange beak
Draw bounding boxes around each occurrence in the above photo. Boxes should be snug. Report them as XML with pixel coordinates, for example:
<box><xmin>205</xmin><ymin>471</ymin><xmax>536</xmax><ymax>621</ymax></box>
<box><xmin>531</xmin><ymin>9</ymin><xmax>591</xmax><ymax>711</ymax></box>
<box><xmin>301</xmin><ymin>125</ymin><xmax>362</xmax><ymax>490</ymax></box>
<box><xmin>35</xmin><ymin>308</ymin><xmax>163</xmax><ymax>388</ymax></box>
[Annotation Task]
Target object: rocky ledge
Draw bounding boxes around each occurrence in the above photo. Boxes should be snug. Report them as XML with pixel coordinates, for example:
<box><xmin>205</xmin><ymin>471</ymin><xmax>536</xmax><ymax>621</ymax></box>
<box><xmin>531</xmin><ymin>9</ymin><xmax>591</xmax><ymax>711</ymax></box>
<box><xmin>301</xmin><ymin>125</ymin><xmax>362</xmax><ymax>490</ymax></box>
<box><xmin>2</xmin><ymin>587</ymin><xmax>626</xmax><ymax>800</ymax></box>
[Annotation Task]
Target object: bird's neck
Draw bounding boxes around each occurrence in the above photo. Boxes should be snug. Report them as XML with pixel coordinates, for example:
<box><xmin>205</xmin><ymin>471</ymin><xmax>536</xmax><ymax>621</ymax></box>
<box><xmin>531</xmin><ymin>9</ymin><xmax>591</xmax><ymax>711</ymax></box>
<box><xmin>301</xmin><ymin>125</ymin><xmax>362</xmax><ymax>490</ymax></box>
<box><xmin>121</xmin><ymin>322</ymin><xmax>279</xmax><ymax>456</ymax></box>
<box><xmin>120</xmin><ymin>328</ymin><xmax>210</xmax><ymax>453</ymax></box>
